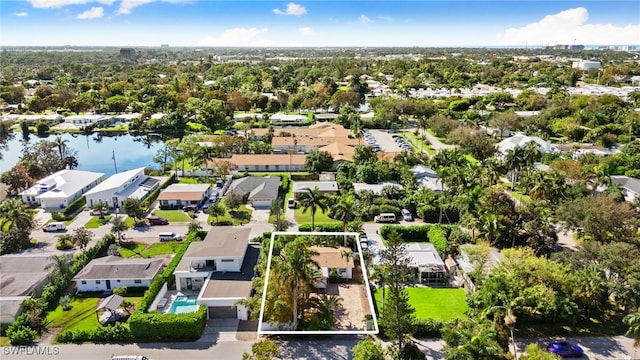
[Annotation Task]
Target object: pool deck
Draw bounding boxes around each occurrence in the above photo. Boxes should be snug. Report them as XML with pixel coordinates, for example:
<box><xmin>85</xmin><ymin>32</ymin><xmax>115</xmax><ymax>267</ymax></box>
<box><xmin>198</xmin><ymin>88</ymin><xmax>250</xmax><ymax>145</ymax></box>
<box><xmin>160</xmin><ymin>289</ymin><xmax>200</xmax><ymax>314</ymax></box>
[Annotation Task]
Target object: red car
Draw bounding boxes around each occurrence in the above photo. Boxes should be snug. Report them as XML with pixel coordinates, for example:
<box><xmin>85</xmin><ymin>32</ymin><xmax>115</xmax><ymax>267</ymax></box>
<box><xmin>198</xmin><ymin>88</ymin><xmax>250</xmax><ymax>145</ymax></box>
<box><xmin>147</xmin><ymin>216</ymin><xmax>169</xmax><ymax>225</ymax></box>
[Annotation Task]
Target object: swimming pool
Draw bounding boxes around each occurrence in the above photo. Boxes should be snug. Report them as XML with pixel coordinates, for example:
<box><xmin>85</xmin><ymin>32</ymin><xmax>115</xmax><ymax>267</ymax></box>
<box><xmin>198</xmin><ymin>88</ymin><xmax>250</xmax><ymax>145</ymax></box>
<box><xmin>168</xmin><ymin>295</ymin><xmax>199</xmax><ymax>314</ymax></box>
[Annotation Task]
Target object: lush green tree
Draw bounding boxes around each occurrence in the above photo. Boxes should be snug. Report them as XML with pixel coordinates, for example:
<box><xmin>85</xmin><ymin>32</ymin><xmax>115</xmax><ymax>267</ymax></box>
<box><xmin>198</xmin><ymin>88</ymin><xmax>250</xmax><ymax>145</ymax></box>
<box><xmin>224</xmin><ymin>191</ymin><xmax>243</xmax><ymax>212</ymax></box>
<box><xmin>71</xmin><ymin>227</ymin><xmax>93</xmax><ymax>251</ymax></box>
<box><xmin>122</xmin><ymin>198</ymin><xmax>145</xmax><ymax>220</ymax></box>
<box><xmin>352</xmin><ymin>338</ymin><xmax>385</xmax><ymax>360</ymax></box>
<box><xmin>379</xmin><ymin>229</ymin><xmax>414</xmax><ymax>352</ymax></box>
<box><xmin>91</xmin><ymin>200</ymin><xmax>110</xmax><ymax>219</ymax></box>
<box><xmin>110</xmin><ymin>215</ymin><xmax>127</xmax><ymax>243</ymax></box>
<box><xmin>304</xmin><ymin>150</ymin><xmax>334</xmax><ymax>173</ymax></box>
<box><xmin>624</xmin><ymin>312</ymin><xmax>640</xmax><ymax>348</ymax></box>
<box><xmin>297</xmin><ymin>186</ymin><xmax>328</xmax><ymax>231</ymax></box>
<box><xmin>519</xmin><ymin>343</ymin><xmax>560</xmax><ymax>360</ymax></box>
<box><xmin>442</xmin><ymin>316</ymin><xmax>504</xmax><ymax>360</ymax></box>
<box><xmin>207</xmin><ymin>202</ymin><xmax>225</xmax><ymax>224</ymax></box>
<box><xmin>242</xmin><ymin>339</ymin><xmax>281</xmax><ymax>360</ymax></box>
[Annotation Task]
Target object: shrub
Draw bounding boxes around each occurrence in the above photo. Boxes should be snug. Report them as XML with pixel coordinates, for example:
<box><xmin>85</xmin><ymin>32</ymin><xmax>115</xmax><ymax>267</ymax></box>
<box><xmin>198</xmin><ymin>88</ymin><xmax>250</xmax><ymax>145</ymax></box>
<box><xmin>57</xmin><ymin>322</ymin><xmax>133</xmax><ymax>343</ymax></box>
<box><xmin>129</xmin><ymin>305</ymin><xmax>207</xmax><ymax>341</ymax></box>
<box><xmin>427</xmin><ymin>226</ymin><xmax>448</xmax><ymax>254</ymax></box>
<box><xmin>7</xmin><ymin>326</ymin><xmax>37</xmax><ymax>345</ymax></box>
<box><xmin>298</xmin><ymin>223</ymin><xmax>344</xmax><ymax>232</ymax></box>
<box><xmin>142</xmin><ymin>176</ymin><xmax>175</xmax><ymax>209</ymax></box>
<box><xmin>59</xmin><ymin>295</ymin><xmax>71</xmax><ymax>310</ymax></box>
<box><xmin>63</xmin><ymin>196</ymin><xmax>86</xmax><ymax>217</ymax></box>
<box><xmin>378</xmin><ymin>204</ymin><xmax>401</xmax><ymax>215</ymax></box>
<box><xmin>112</xmin><ymin>287</ymin><xmax>127</xmax><ymax>296</ymax></box>
<box><xmin>211</xmin><ymin>220</ymin><xmax>233</xmax><ymax>226</ymax></box>
<box><xmin>412</xmin><ymin>318</ymin><xmax>445</xmax><ymax>338</ymax></box>
<box><xmin>380</xmin><ymin>224</ymin><xmax>431</xmax><ymax>242</ymax></box>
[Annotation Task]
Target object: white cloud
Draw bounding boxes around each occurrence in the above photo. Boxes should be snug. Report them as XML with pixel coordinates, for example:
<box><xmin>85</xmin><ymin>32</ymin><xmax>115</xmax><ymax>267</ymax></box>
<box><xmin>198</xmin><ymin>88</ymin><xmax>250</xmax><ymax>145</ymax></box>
<box><xmin>273</xmin><ymin>2</ymin><xmax>306</xmax><ymax>16</ymax></box>
<box><xmin>77</xmin><ymin>6</ymin><xmax>103</xmax><ymax>19</ymax></box>
<box><xmin>28</xmin><ymin>0</ymin><xmax>114</xmax><ymax>8</ymax></box>
<box><xmin>359</xmin><ymin>14</ymin><xmax>373</xmax><ymax>24</ymax></box>
<box><xmin>198</xmin><ymin>27</ymin><xmax>270</xmax><ymax>47</ymax></box>
<box><xmin>15</xmin><ymin>12</ymin><xmax>29</xmax><ymax>16</ymax></box>
<box><xmin>115</xmin><ymin>0</ymin><xmax>191</xmax><ymax>15</ymax></box>
<box><xmin>499</xmin><ymin>7</ymin><xmax>640</xmax><ymax>46</ymax></box>
<box><xmin>299</xmin><ymin>27</ymin><xmax>313</xmax><ymax>36</ymax></box>
<box><xmin>377</xmin><ymin>15</ymin><xmax>392</xmax><ymax>22</ymax></box>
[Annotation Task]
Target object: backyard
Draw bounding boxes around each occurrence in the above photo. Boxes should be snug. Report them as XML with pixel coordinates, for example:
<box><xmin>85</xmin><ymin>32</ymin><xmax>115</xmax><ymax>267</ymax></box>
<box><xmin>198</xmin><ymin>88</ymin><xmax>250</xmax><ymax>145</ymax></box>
<box><xmin>374</xmin><ymin>287</ymin><xmax>468</xmax><ymax>320</ymax></box>
<box><xmin>46</xmin><ymin>291</ymin><xmax>144</xmax><ymax>334</ymax></box>
<box><xmin>294</xmin><ymin>206</ymin><xmax>340</xmax><ymax>225</ymax></box>
<box><xmin>118</xmin><ymin>242</ymin><xmax>183</xmax><ymax>258</ymax></box>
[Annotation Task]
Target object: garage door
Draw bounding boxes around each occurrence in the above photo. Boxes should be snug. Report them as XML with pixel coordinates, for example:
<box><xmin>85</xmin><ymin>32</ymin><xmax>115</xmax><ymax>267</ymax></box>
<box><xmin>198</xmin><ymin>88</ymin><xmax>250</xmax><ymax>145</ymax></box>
<box><xmin>209</xmin><ymin>306</ymin><xmax>237</xmax><ymax>318</ymax></box>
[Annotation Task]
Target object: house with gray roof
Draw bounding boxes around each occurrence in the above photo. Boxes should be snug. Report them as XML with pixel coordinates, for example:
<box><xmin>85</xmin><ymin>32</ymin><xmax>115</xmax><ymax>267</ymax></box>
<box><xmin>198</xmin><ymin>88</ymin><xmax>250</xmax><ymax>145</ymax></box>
<box><xmin>611</xmin><ymin>175</ymin><xmax>640</xmax><ymax>203</ymax></box>
<box><xmin>73</xmin><ymin>256</ymin><xmax>163</xmax><ymax>293</ymax></box>
<box><xmin>496</xmin><ymin>132</ymin><xmax>556</xmax><ymax>156</ymax></box>
<box><xmin>0</xmin><ymin>255</ymin><xmax>56</xmax><ymax>324</ymax></box>
<box><xmin>19</xmin><ymin>169</ymin><xmax>104</xmax><ymax>209</ymax></box>
<box><xmin>410</xmin><ymin>165</ymin><xmax>446</xmax><ymax>192</ymax></box>
<box><xmin>352</xmin><ymin>181</ymin><xmax>403</xmax><ymax>195</ymax></box>
<box><xmin>227</xmin><ymin>176</ymin><xmax>280</xmax><ymax>208</ymax></box>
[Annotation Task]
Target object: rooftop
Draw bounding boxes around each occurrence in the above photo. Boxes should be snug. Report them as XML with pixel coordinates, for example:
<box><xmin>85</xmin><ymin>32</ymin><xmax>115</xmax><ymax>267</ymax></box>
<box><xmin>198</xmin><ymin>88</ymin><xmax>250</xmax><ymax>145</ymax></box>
<box><xmin>183</xmin><ymin>227</ymin><xmax>251</xmax><ymax>260</ymax></box>
<box><xmin>85</xmin><ymin>167</ymin><xmax>146</xmax><ymax>194</ymax></box>
<box><xmin>73</xmin><ymin>256</ymin><xmax>163</xmax><ymax>281</ymax></box>
<box><xmin>228</xmin><ymin>176</ymin><xmax>280</xmax><ymax>201</ymax></box>
<box><xmin>157</xmin><ymin>183</ymin><xmax>210</xmax><ymax>201</ymax></box>
<box><xmin>292</xmin><ymin>181</ymin><xmax>339</xmax><ymax>193</ymax></box>
<box><xmin>0</xmin><ymin>255</ymin><xmax>54</xmax><ymax>297</ymax></box>
<box><xmin>199</xmin><ymin>244</ymin><xmax>259</xmax><ymax>299</ymax></box>
<box><xmin>311</xmin><ymin>246</ymin><xmax>355</xmax><ymax>269</ymax></box>
<box><xmin>212</xmin><ymin>154</ymin><xmax>306</xmax><ymax>166</ymax></box>
<box><xmin>20</xmin><ymin>169</ymin><xmax>104</xmax><ymax>198</ymax></box>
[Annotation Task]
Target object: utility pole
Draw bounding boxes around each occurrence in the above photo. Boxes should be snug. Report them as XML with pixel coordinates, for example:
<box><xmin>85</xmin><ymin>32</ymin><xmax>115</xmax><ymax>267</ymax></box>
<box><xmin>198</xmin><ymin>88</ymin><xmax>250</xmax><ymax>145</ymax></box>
<box><xmin>112</xmin><ymin>150</ymin><xmax>118</xmax><ymax>174</ymax></box>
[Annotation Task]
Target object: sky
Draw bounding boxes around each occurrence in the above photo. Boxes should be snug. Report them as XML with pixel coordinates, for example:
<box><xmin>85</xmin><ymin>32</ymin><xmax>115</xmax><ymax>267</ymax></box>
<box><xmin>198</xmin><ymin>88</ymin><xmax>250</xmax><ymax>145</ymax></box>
<box><xmin>1</xmin><ymin>1</ymin><xmax>639</xmax><ymax>47</ymax></box>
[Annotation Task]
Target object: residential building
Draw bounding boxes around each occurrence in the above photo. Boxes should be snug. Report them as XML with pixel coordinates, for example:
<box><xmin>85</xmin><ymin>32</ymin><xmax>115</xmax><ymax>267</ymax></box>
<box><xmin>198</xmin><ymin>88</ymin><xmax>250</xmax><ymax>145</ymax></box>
<box><xmin>352</xmin><ymin>181</ymin><xmax>403</xmax><ymax>195</ymax></box>
<box><xmin>20</xmin><ymin>169</ymin><xmax>104</xmax><ymax>209</ymax></box>
<box><xmin>318</xmin><ymin>142</ymin><xmax>356</xmax><ymax>163</ymax></box>
<box><xmin>405</xmin><ymin>243</ymin><xmax>447</xmax><ymax>285</ymax></box>
<box><xmin>84</xmin><ymin>167</ymin><xmax>160</xmax><ymax>209</ymax></box>
<box><xmin>314</xmin><ymin>113</ymin><xmax>339</xmax><ymax>122</ymax></box>
<box><xmin>292</xmin><ymin>181</ymin><xmax>339</xmax><ymax>198</ymax></box>
<box><xmin>496</xmin><ymin>133</ymin><xmax>556</xmax><ymax>155</ymax></box>
<box><xmin>64</xmin><ymin>114</ymin><xmax>113</xmax><ymax>127</ymax></box>
<box><xmin>410</xmin><ymin>165</ymin><xmax>446</xmax><ymax>192</ymax></box>
<box><xmin>271</xmin><ymin>136</ymin><xmax>359</xmax><ymax>154</ymax></box>
<box><xmin>572</xmin><ymin>60</ymin><xmax>601</xmax><ymax>71</ymax></box>
<box><xmin>310</xmin><ymin>246</ymin><xmax>354</xmax><ymax>289</ymax></box>
<box><xmin>269</xmin><ymin>113</ymin><xmax>308</xmax><ymax>124</ymax></box>
<box><xmin>226</xmin><ymin>176</ymin><xmax>280</xmax><ymax>208</ymax></box>
<box><xmin>73</xmin><ymin>256</ymin><xmax>163</xmax><ymax>293</ymax></box>
<box><xmin>213</xmin><ymin>154</ymin><xmax>306</xmax><ymax>172</ymax></box>
<box><xmin>0</xmin><ymin>256</ymin><xmax>55</xmax><ymax>324</ymax></box>
<box><xmin>1</xmin><ymin>114</ymin><xmax>62</xmax><ymax>124</ymax></box>
<box><xmin>611</xmin><ymin>175</ymin><xmax>640</xmax><ymax>203</ymax></box>
<box><xmin>173</xmin><ymin>227</ymin><xmax>256</xmax><ymax>319</ymax></box>
<box><xmin>157</xmin><ymin>183</ymin><xmax>211</xmax><ymax>208</ymax></box>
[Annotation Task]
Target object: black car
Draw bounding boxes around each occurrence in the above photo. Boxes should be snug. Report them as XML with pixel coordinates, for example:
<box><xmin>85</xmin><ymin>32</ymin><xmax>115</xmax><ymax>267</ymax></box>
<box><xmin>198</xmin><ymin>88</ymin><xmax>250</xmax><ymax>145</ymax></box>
<box><xmin>182</xmin><ymin>204</ymin><xmax>199</xmax><ymax>212</ymax></box>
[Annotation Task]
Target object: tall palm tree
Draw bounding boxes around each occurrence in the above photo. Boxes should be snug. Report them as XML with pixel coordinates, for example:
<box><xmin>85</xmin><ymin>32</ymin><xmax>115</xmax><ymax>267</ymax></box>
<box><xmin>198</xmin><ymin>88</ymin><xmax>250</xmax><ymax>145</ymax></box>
<box><xmin>45</xmin><ymin>254</ymin><xmax>72</xmax><ymax>279</ymax></box>
<box><xmin>351</xmin><ymin>119</ymin><xmax>363</xmax><ymax>145</ymax></box>
<box><xmin>52</xmin><ymin>135</ymin><xmax>69</xmax><ymax>160</ymax></box>
<box><xmin>623</xmin><ymin>312</ymin><xmax>640</xmax><ymax>348</ymax></box>
<box><xmin>523</xmin><ymin>141</ymin><xmax>540</xmax><ymax>168</ymax></box>
<box><xmin>333</xmin><ymin>194</ymin><xmax>356</xmax><ymax>246</ymax></box>
<box><xmin>504</xmin><ymin>147</ymin><xmax>525</xmax><ymax>189</ymax></box>
<box><xmin>298</xmin><ymin>186</ymin><xmax>328</xmax><ymax>231</ymax></box>
<box><xmin>276</xmin><ymin>239</ymin><xmax>319</xmax><ymax>329</ymax></box>
<box><xmin>196</xmin><ymin>145</ymin><xmax>216</xmax><ymax>178</ymax></box>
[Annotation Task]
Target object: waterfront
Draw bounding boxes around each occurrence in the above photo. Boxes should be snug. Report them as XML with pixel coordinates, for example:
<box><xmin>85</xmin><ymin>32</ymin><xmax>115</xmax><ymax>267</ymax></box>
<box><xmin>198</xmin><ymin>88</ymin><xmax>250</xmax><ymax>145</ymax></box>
<box><xmin>0</xmin><ymin>132</ymin><xmax>164</xmax><ymax>176</ymax></box>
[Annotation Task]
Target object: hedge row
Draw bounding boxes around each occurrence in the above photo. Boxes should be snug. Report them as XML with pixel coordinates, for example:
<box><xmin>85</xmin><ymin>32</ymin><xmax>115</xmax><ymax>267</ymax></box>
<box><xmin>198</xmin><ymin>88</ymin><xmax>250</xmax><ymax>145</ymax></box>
<box><xmin>64</xmin><ymin>196</ymin><xmax>86</xmax><ymax>217</ymax></box>
<box><xmin>298</xmin><ymin>223</ymin><xmax>345</xmax><ymax>232</ymax></box>
<box><xmin>56</xmin><ymin>322</ymin><xmax>133</xmax><ymax>344</ymax></box>
<box><xmin>129</xmin><ymin>305</ymin><xmax>207</xmax><ymax>341</ymax></box>
<box><xmin>142</xmin><ymin>175</ymin><xmax>175</xmax><ymax>209</ymax></box>
<box><xmin>379</xmin><ymin>224</ymin><xmax>459</xmax><ymax>243</ymax></box>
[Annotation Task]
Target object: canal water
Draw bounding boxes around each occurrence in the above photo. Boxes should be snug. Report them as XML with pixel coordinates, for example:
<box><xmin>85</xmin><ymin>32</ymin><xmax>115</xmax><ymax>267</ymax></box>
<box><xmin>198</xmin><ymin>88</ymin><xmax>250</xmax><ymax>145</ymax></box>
<box><xmin>0</xmin><ymin>132</ymin><xmax>164</xmax><ymax>176</ymax></box>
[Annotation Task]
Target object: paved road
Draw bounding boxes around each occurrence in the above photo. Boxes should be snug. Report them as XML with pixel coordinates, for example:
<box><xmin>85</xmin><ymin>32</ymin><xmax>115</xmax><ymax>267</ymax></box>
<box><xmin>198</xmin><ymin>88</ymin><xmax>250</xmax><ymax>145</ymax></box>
<box><xmin>416</xmin><ymin>128</ymin><xmax>456</xmax><ymax>151</ymax></box>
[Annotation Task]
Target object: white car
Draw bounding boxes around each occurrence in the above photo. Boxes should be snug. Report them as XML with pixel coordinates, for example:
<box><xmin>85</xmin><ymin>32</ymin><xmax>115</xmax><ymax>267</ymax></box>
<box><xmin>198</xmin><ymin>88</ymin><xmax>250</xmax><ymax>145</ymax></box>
<box><xmin>401</xmin><ymin>209</ymin><xmax>413</xmax><ymax>221</ymax></box>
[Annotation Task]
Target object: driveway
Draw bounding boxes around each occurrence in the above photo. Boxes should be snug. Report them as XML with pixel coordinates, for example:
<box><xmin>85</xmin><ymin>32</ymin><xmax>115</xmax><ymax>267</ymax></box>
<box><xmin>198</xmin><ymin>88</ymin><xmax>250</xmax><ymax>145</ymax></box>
<box><xmin>368</xmin><ymin>129</ymin><xmax>403</xmax><ymax>152</ymax></box>
<box><xmin>415</xmin><ymin>128</ymin><xmax>455</xmax><ymax>151</ymax></box>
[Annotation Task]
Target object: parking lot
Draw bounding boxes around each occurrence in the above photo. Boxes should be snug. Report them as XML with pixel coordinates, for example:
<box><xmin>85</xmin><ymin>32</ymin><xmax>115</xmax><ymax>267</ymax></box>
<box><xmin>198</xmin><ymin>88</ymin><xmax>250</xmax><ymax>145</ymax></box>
<box><xmin>363</xmin><ymin>129</ymin><xmax>413</xmax><ymax>153</ymax></box>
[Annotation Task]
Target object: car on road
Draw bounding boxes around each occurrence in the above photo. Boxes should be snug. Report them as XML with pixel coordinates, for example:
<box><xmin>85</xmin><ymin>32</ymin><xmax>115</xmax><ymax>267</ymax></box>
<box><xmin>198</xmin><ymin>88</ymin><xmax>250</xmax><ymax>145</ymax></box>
<box><xmin>288</xmin><ymin>198</ymin><xmax>297</xmax><ymax>209</ymax></box>
<box><xmin>43</xmin><ymin>222</ymin><xmax>66</xmax><ymax>232</ymax></box>
<box><xmin>374</xmin><ymin>213</ymin><xmax>396</xmax><ymax>223</ymax></box>
<box><xmin>182</xmin><ymin>204</ymin><xmax>199</xmax><ymax>212</ymax></box>
<box><xmin>401</xmin><ymin>208</ymin><xmax>413</xmax><ymax>221</ymax></box>
<box><xmin>147</xmin><ymin>216</ymin><xmax>169</xmax><ymax>225</ymax></box>
<box><xmin>546</xmin><ymin>341</ymin><xmax>584</xmax><ymax>357</ymax></box>
<box><xmin>159</xmin><ymin>232</ymin><xmax>183</xmax><ymax>241</ymax></box>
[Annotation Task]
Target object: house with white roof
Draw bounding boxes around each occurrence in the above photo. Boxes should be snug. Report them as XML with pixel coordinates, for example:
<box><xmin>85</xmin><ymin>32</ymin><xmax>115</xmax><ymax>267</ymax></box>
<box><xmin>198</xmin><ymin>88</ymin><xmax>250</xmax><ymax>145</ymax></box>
<box><xmin>20</xmin><ymin>169</ymin><xmax>104</xmax><ymax>209</ymax></box>
<box><xmin>173</xmin><ymin>227</ymin><xmax>256</xmax><ymax>319</ymax></box>
<box><xmin>496</xmin><ymin>133</ymin><xmax>556</xmax><ymax>156</ymax></box>
<box><xmin>410</xmin><ymin>165</ymin><xmax>446</xmax><ymax>192</ymax></box>
<box><xmin>1</xmin><ymin>114</ymin><xmax>62</xmax><ymax>124</ymax></box>
<box><xmin>269</xmin><ymin>113</ymin><xmax>308</xmax><ymax>124</ymax></box>
<box><xmin>405</xmin><ymin>243</ymin><xmax>447</xmax><ymax>285</ymax></box>
<box><xmin>64</xmin><ymin>114</ymin><xmax>113</xmax><ymax>127</ymax></box>
<box><xmin>352</xmin><ymin>181</ymin><xmax>403</xmax><ymax>195</ymax></box>
<box><xmin>292</xmin><ymin>181</ymin><xmax>339</xmax><ymax>198</ymax></box>
<box><xmin>84</xmin><ymin>167</ymin><xmax>160</xmax><ymax>209</ymax></box>
<box><xmin>611</xmin><ymin>176</ymin><xmax>640</xmax><ymax>203</ymax></box>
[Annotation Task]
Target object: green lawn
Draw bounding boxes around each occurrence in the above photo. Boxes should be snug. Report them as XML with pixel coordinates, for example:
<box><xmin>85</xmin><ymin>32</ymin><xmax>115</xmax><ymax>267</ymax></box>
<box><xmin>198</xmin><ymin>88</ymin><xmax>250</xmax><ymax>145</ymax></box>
<box><xmin>375</xmin><ymin>287</ymin><xmax>468</xmax><ymax>320</ymax></box>
<box><xmin>118</xmin><ymin>241</ymin><xmax>183</xmax><ymax>258</ymax></box>
<box><xmin>46</xmin><ymin>293</ymin><xmax>143</xmax><ymax>334</ymax></box>
<box><xmin>294</xmin><ymin>207</ymin><xmax>340</xmax><ymax>225</ymax></box>
<box><xmin>207</xmin><ymin>204</ymin><xmax>253</xmax><ymax>225</ymax></box>
<box><xmin>426</xmin><ymin>128</ymin><xmax>448</xmax><ymax>143</ymax></box>
<box><xmin>151</xmin><ymin>210</ymin><xmax>192</xmax><ymax>222</ymax></box>
<box><xmin>84</xmin><ymin>215</ymin><xmax>112</xmax><ymax>228</ymax></box>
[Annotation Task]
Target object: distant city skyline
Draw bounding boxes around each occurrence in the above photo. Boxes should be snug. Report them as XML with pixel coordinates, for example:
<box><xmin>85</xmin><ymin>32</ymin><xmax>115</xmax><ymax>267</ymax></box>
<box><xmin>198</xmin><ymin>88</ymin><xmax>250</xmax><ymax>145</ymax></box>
<box><xmin>1</xmin><ymin>1</ymin><xmax>638</xmax><ymax>48</ymax></box>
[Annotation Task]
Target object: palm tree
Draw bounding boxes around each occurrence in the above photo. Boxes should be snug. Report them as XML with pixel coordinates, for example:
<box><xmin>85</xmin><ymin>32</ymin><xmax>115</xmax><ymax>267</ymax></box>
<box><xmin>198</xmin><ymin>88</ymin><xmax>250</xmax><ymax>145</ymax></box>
<box><xmin>351</xmin><ymin>119</ymin><xmax>363</xmax><ymax>145</ymax></box>
<box><xmin>333</xmin><ymin>195</ymin><xmax>356</xmax><ymax>246</ymax></box>
<box><xmin>298</xmin><ymin>186</ymin><xmax>328</xmax><ymax>231</ymax></box>
<box><xmin>196</xmin><ymin>145</ymin><xmax>216</xmax><ymax>178</ymax></box>
<box><xmin>504</xmin><ymin>147</ymin><xmax>525</xmax><ymax>189</ymax></box>
<box><xmin>0</xmin><ymin>198</ymin><xmax>35</xmax><ymax>231</ymax></box>
<box><xmin>523</xmin><ymin>141</ymin><xmax>540</xmax><ymax>168</ymax></box>
<box><xmin>52</xmin><ymin>135</ymin><xmax>69</xmax><ymax>160</ymax></box>
<box><xmin>623</xmin><ymin>312</ymin><xmax>640</xmax><ymax>348</ymax></box>
<box><xmin>479</xmin><ymin>212</ymin><xmax>502</xmax><ymax>246</ymax></box>
<box><xmin>45</xmin><ymin>254</ymin><xmax>72</xmax><ymax>279</ymax></box>
<box><xmin>91</xmin><ymin>200</ymin><xmax>110</xmax><ymax>219</ymax></box>
<box><xmin>316</xmin><ymin>294</ymin><xmax>343</xmax><ymax>329</ymax></box>
<box><xmin>276</xmin><ymin>239</ymin><xmax>319</xmax><ymax>329</ymax></box>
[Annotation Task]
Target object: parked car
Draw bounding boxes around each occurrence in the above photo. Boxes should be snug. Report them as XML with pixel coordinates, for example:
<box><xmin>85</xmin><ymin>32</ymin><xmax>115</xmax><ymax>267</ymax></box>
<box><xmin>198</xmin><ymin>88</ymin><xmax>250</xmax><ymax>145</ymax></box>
<box><xmin>287</xmin><ymin>198</ymin><xmax>297</xmax><ymax>209</ymax></box>
<box><xmin>374</xmin><ymin>213</ymin><xmax>396</xmax><ymax>223</ymax></box>
<box><xmin>546</xmin><ymin>341</ymin><xmax>584</xmax><ymax>357</ymax></box>
<box><xmin>43</xmin><ymin>222</ymin><xmax>66</xmax><ymax>232</ymax></box>
<box><xmin>182</xmin><ymin>204</ymin><xmax>199</xmax><ymax>212</ymax></box>
<box><xmin>401</xmin><ymin>208</ymin><xmax>413</xmax><ymax>221</ymax></box>
<box><xmin>159</xmin><ymin>232</ymin><xmax>183</xmax><ymax>241</ymax></box>
<box><xmin>147</xmin><ymin>216</ymin><xmax>169</xmax><ymax>225</ymax></box>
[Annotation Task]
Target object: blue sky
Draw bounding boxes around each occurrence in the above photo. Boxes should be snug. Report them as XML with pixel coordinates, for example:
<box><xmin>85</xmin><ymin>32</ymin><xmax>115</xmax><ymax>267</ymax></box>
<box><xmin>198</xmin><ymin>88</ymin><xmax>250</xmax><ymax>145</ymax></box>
<box><xmin>1</xmin><ymin>1</ymin><xmax>639</xmax><ymax>47</ymax></box>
